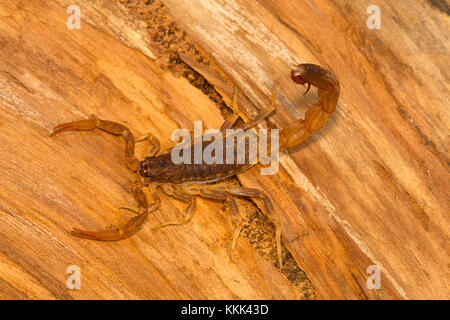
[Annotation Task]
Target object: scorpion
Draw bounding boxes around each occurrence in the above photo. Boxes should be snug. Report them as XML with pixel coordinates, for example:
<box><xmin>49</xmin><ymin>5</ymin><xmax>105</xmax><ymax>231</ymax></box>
<box><xmin>51</xmin><ymin>64</ymin><xmax>339</xmax><ymax>268</ymax></box>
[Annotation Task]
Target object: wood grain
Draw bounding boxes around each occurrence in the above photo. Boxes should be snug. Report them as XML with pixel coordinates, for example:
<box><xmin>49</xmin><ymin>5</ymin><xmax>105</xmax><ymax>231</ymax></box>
<box><xmin>161</xmin><ymin>0</ymin><xmax>449</xmax><ymax>299</ymax></box>
<box><xmin>0</xmin><ymin>0</ymin><xmax>300</xmax><ymax>299</ymax></box>
<box><xmin>0</xmin><ymin>0</ymin><xmax>448</xmax><ymax>299</ymax></box>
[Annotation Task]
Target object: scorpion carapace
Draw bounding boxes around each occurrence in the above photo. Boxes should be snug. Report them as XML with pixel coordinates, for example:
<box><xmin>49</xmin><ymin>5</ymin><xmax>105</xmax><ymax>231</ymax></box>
<box><xmin>51</xmin><ymin>63</ymin><xmax>339</xmax><ymax>268</ymax></box>
<box><xmin>138</xmin><ymin>139</ymin><xmax>256</xmax><ymax>183</ymax></box>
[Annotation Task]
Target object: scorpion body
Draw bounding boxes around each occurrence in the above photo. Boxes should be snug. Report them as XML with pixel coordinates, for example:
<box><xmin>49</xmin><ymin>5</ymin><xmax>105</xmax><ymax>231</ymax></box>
<box><xmin>138</xmin><ymin>140</ymin><xmax>255</xmax><ymax>183</ymax></box>
<box><xmin>51</xmin><ymin>64</ymin><xmax>340</xmax><ymax>268</ymax></box>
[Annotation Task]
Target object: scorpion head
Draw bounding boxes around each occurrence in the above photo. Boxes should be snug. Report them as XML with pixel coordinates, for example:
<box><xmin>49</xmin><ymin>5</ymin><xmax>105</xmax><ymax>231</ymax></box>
<box><xmin>138</xmin><ymin>155</ymin><xmax>175</xmax><ymax>181</ymax></box>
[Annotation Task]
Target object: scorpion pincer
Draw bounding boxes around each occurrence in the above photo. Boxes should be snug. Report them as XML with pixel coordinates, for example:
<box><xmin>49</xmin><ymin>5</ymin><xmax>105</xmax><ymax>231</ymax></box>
<box><xmin>51</xmin><ymin>63</ymin><xmax>339</xmax><ymax>268</ymax></box>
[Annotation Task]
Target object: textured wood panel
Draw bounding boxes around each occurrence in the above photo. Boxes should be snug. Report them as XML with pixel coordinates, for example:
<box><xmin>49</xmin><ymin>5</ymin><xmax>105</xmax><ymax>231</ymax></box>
<box><xmin>0</xmin><ymin>0</ymin><xmax>300</xmax><ymax>299</ymax></box>
<box><xmin>0</xmin><ymin>0</ymin><xmax>448</xmax><ymax>299</ymax></box>
<box><xmin>160</xmin><ymin>0</ymin><xmax>449</xmax><ymax>299</ymax></box>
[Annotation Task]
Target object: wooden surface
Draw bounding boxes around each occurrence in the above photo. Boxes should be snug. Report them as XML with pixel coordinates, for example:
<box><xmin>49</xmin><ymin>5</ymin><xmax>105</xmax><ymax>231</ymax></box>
<box><xmin>0</xmin><ymin>0</ymin><xmax>448</xmax><ymax>299</ymax></box>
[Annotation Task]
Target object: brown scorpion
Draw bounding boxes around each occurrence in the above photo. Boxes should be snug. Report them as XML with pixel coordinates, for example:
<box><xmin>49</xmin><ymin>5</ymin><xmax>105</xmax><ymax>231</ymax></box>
<box><xmin>51</xmin><ymin>64</ymin><xmax>339</xmax><ymax>268</ymax></box>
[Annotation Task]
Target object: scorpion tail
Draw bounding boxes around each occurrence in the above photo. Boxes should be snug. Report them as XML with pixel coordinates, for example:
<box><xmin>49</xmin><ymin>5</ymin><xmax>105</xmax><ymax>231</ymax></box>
<box><xmin>280</xmin><ymin>64</ymin><xmax>340</xmax><ymax>151</ymax></box>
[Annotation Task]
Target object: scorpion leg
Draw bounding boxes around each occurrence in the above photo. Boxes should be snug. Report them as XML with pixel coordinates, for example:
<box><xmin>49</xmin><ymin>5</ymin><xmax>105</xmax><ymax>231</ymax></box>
<box><xmin>155</xmin><ymin>183</ymin><xmax>245</xmax><ymax>263</ymax></box>
<box><xmin>136</xmin><ymin>132</ymin><xmax>161</xmax><ymax>157</ymax></box>
<box><xmin>227</xmin><ymin>197</ymin><xmax>244</xmax><ymax>263</ymax></box>
<box><xmin>153</xmin><ymin>197</ymin><xmax>197</xmax><ymax>231</ymax></box>
<box><xmin>204</xmin><ymin>184</ymin><xmax>281</xmax><ymax>268</ymax></box>
<box><xmin>224</xmin><ymin>185</ymin><xmax>282</xmax><ymax>269</ymax></box>
<box><xmin>152</xmin><ymin>183</ymin><xmax>198</xmax><ymax>230</ymax></box>
<box><xmin>220</xmin><ymin>83</ymin><xmax>278</xmax><ymax>132</ymax></box>
<box><xmin>171</xmin><ymin>183</ymin><xmax>282</xmax><ymax>268</ymax></box>
<box><xmin>188</xmin><ymin>186</ymin><xmax>246</xmax><ymax>263</ymax></box>
<box><xmin>239</xmin><ymin>82</ymin><xmax>278</xmax><ymax>131</ymax></box>
<box><xmin>71</xmin><ymin>183</ymin><xmax>160</xmax><ymax>241</ymax></box>
<box><xmin>51</xmin><ymin>116</ymin><xmax>140</xmax><ymax>171</ymax></box>
<box><xmin>220</xmin><ymin>86</ymin><xmax>241</xmax><ymax>132</ymax></box>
